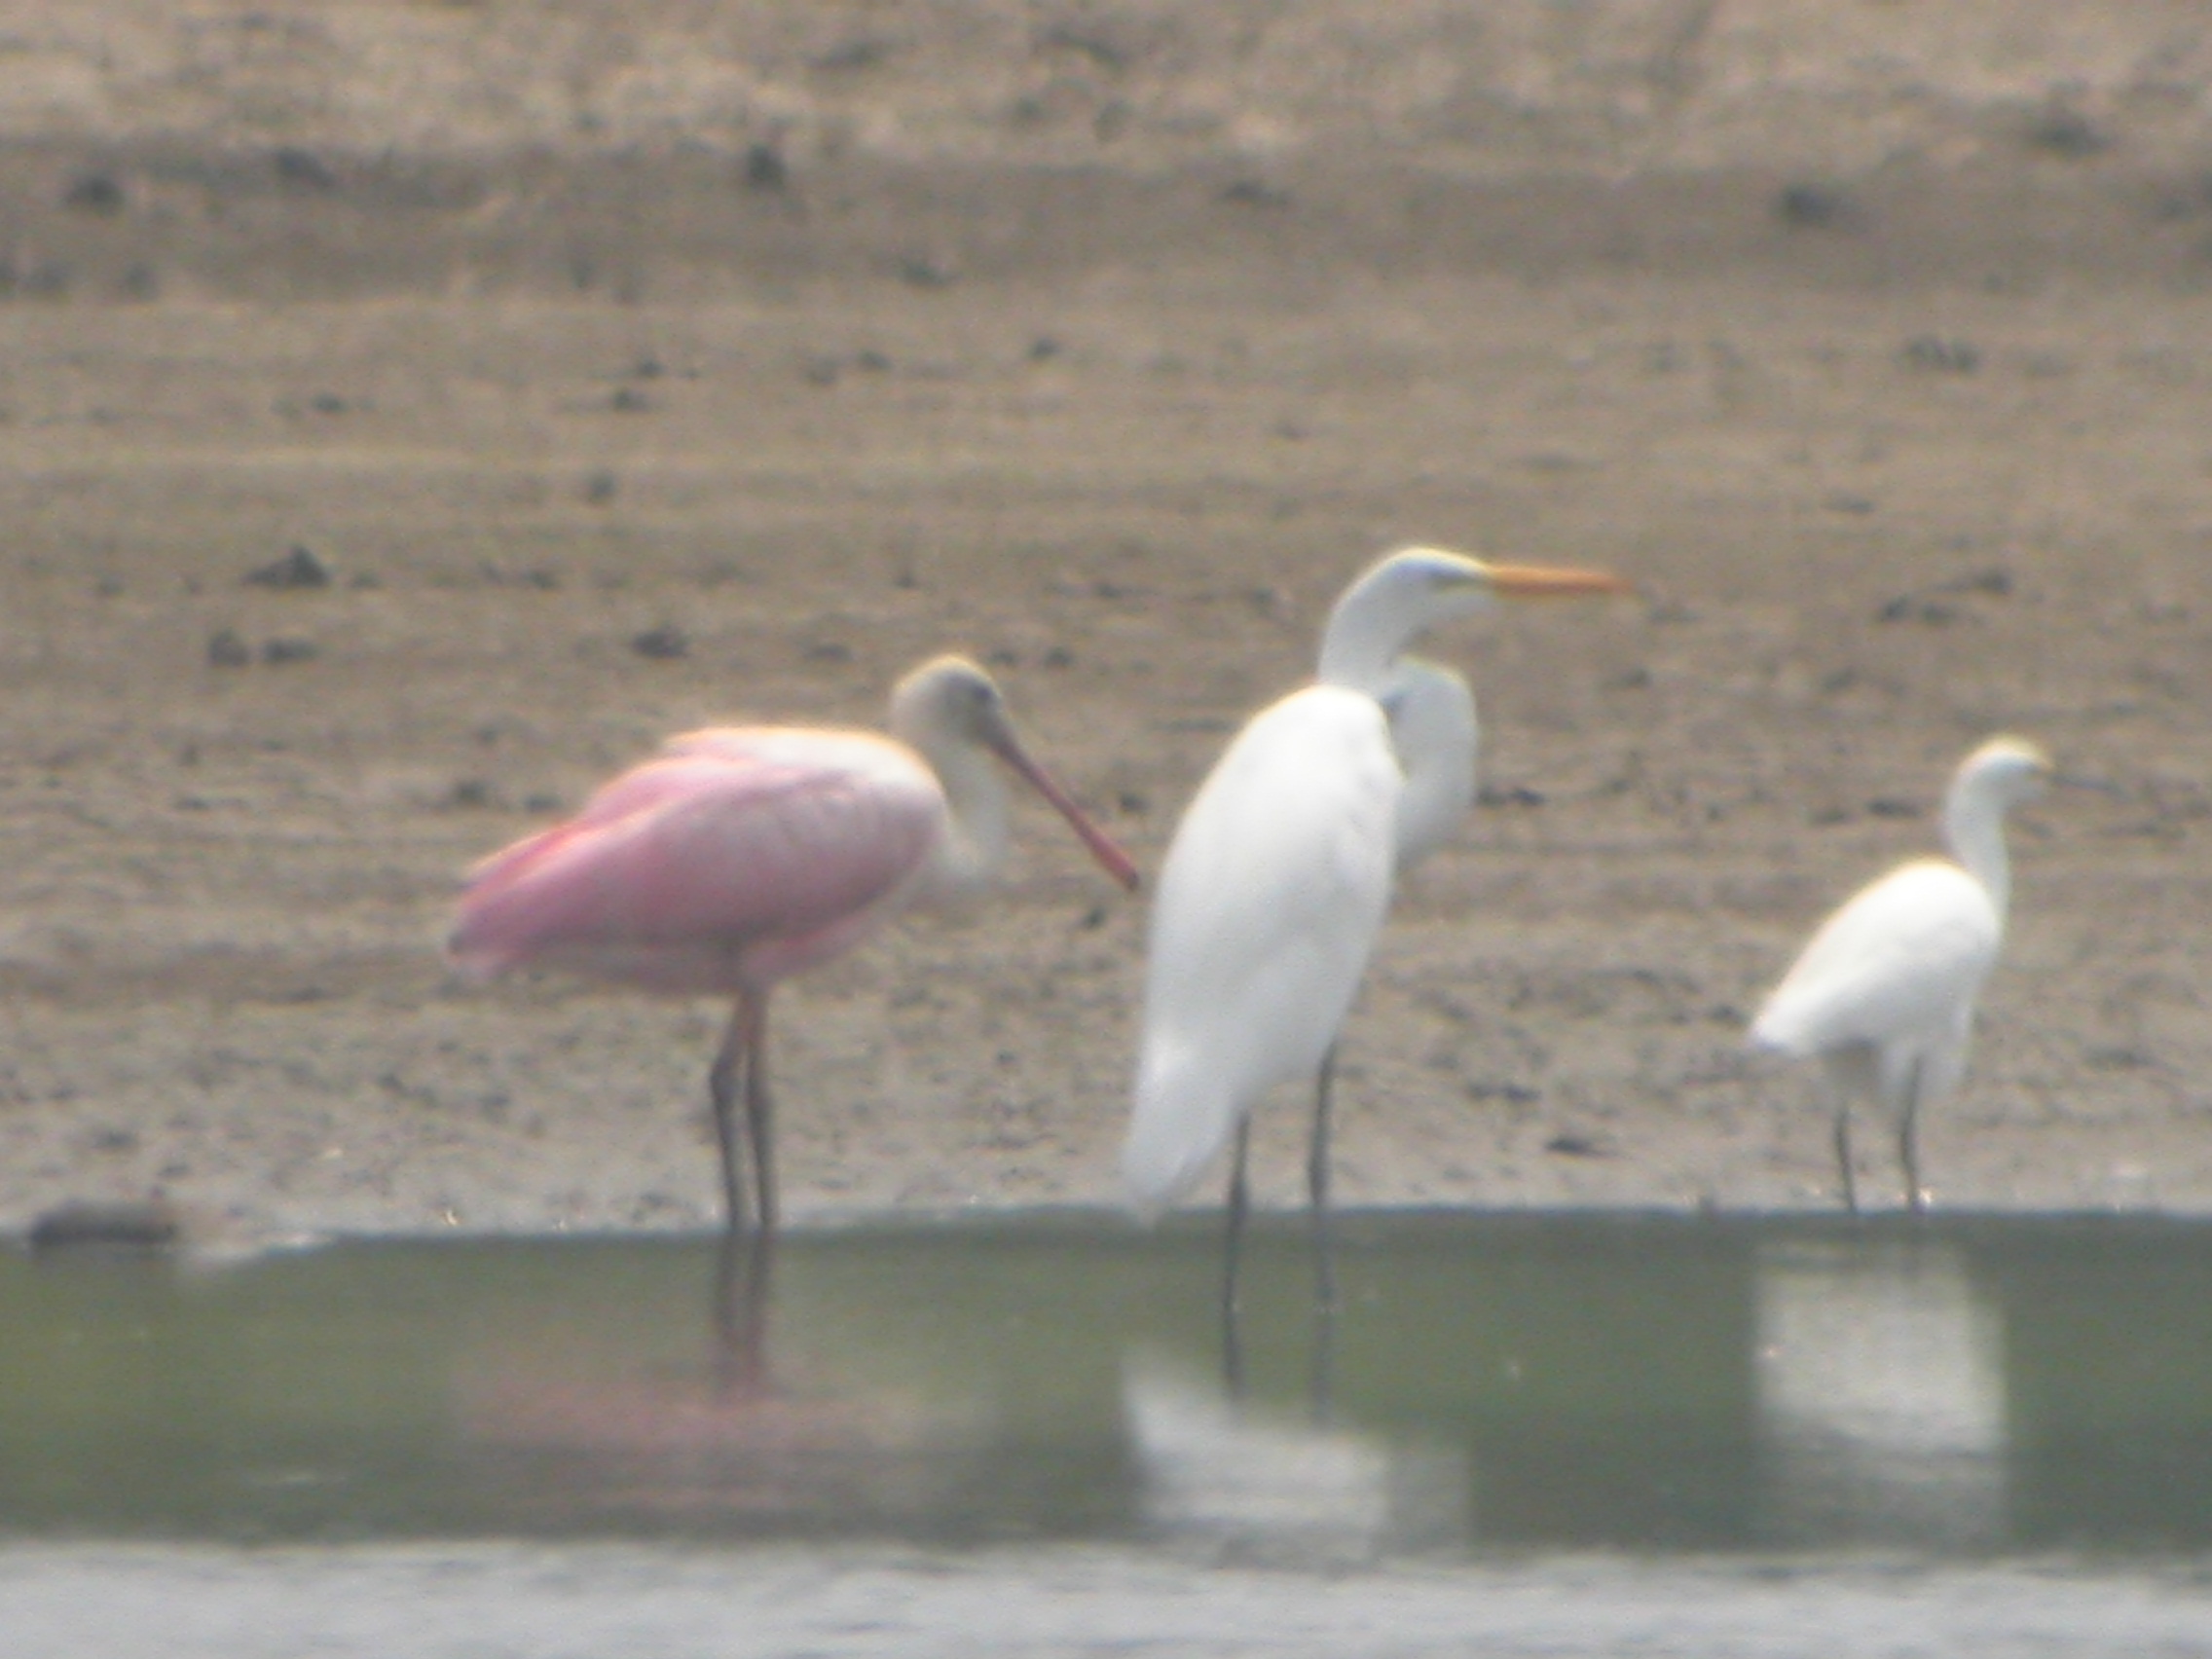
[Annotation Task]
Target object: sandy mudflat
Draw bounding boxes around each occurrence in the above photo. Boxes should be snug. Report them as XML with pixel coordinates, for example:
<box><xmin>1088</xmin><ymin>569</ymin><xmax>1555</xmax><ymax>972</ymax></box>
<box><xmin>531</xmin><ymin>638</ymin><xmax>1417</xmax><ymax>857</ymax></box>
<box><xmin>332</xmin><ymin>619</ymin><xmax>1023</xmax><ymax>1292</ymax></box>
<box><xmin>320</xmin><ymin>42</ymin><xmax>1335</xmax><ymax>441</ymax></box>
<box><xmin>0</xmin><ymin>3</ymin><xmax>2206</xmax><ymax>1248</ymax></box>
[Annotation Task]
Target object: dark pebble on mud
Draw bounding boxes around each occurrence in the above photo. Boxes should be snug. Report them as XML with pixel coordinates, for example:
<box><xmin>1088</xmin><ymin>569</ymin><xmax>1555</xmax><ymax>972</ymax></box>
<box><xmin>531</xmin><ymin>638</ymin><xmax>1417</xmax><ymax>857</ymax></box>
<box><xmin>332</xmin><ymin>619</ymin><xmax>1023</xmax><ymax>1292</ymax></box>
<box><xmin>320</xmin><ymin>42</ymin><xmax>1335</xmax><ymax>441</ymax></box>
<box><xmin>27</xmin><ymin>1199</ymin><xmax>181</xmax><ymax>1253</ymax></box>
<box><xmin>631</xmin><ymin>624</ymin><xmax>688</xmax><ymax>660</ymax></box>
<box><xmin>246</xmin><ymin>545</ymin><xmax>332</xmax><ymax>589</ymax></box>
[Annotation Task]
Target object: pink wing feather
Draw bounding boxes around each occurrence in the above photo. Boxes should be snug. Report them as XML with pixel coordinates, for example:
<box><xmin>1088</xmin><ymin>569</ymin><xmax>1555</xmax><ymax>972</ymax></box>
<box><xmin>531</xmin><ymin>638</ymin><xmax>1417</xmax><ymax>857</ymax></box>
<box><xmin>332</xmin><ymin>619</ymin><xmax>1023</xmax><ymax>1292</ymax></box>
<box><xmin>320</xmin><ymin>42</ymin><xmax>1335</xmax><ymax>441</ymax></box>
<box><xmin>449</xmin><ymin>728</ymin><xmax>946</xmax><ymax>994</ymax></box>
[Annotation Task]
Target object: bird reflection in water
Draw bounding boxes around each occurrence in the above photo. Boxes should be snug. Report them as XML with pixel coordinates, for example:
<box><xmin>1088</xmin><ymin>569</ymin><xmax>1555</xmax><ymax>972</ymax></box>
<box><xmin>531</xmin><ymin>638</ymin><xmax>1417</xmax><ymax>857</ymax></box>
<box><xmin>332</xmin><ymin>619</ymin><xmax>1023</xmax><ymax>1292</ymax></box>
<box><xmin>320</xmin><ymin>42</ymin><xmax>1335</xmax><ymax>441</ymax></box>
<box><xmin>449</xmin><ymin>1236</ymin><xmax>966</xmax><ymax>1530</ymax></box>
<box><xmin>1122</xmin><ymin>1357</ymin><xmax>1466</xmax><ymax>1565</ymax></box>
<box><xmin>711</xmin><ymin>1227</ymin><xmax>775</xmax><ymax>1394</ymax></box>
<box><xmin>1216</xmin><ymin>1225</ymin><xmax>1345</xmax><ymax>1419</ymax></box>
<box><xmin>1753</xmin><ymin>1236</ymin><xmax>2008</xmax><ymax>1547</ymax></box>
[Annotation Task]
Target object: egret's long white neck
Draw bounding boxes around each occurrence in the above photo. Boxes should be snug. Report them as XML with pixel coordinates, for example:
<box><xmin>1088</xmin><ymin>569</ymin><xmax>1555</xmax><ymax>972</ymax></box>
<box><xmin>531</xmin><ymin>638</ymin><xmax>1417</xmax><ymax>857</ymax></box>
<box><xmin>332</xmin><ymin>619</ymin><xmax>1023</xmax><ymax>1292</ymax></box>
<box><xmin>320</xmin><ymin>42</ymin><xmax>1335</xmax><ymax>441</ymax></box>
<box><xmin>1942</xmin><ymin>767</ymin><xmax>2014</xmax><ymax>916</ymax></box>
<box><xmin>1317</xmin><ymin>559</ymin><xmax>1484</xmax><ymax>693</ymax></box>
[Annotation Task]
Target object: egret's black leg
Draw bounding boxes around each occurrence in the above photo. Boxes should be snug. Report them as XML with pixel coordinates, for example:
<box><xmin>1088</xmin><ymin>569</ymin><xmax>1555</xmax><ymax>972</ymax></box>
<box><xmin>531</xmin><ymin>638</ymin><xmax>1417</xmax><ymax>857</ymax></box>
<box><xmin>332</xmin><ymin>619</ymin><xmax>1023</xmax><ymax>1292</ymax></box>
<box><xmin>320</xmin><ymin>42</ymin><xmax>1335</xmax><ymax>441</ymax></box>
<box><xmin>1831</xmin><ymin>1093</ymin><xmax>1860</xmax><ymax>1217</ymax></box>
<box><xmin>1309</xmin><ymin>1043</ymin><xmax>1340</xmax><ymax>1320</ymax></box>
<box><xmin>1899</xmin><ymin>1055</ymin><xmax>1927</xmax><ymax>1216</ymax></box>
<box><xmin>1309</xmin><ymin>1046</ymin><xmax>1346</xmax><ymax>1422</ymax></box>
<box><xmin>1221</xmin><ymin>1116</ymin><xmax>1252</xmax><ymax>1397</ymax></box>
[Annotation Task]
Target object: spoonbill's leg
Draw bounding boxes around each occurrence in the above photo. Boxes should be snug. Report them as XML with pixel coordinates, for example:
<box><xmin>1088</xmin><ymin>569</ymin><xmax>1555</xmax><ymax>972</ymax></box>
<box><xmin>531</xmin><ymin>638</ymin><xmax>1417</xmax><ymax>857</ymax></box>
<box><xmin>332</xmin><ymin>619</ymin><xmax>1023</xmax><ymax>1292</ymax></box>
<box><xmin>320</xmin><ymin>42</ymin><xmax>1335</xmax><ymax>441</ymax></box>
<box><xmin>708</xmin><ymin>1002</ymin><xmax>752</xmax><ymax>1235</ymax></box>
<box><xmin>707</xmin><ymin>989</ymin><xmax>778</xmax><ymax>1237</ymax></box>
<box><xmin>740</xmin><ymin>987</ymin><xmax>778</xmax><ymax>1235</ymax></box>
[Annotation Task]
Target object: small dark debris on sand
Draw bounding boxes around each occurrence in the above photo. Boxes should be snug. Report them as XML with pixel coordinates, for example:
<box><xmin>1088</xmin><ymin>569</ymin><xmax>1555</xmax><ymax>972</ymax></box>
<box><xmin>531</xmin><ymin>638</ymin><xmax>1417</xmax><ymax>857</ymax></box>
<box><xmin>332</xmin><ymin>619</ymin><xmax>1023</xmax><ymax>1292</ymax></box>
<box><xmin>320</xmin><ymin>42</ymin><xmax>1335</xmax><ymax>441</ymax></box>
<box><xmin>27</xmin><ymin>1199</ymin><xmax>181</xmax><ymax>1254</ymax></box>
<box><xmin>1901</xmin><ymin>335</ymin><xmax>1980</xmax><ymax>374</ymax></box>
<box><xmin>246</xmin><ymin>545</ymin><xmax>333</xmax><ymax>589</ymax></box>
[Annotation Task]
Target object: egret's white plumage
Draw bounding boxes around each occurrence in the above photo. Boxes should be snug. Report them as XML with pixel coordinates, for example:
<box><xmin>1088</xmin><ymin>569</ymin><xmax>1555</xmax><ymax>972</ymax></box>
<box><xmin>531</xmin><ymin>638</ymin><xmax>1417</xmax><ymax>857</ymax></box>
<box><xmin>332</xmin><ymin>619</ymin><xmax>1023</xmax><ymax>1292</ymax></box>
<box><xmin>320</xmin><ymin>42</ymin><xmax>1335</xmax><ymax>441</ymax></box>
<box><xmin>1751</xmin><ymin>735</ymin><xmax>2052</xmax><ymax>1212</ymax></box>
<box><xmin>1124</xmin><ymin>683</ymin><xmax>1401</xmax><ymax>1204</ymax></box>
<box><xmin>1124</xmin><ymin>547</ymin><xmax>1629</xmax><ymax>1235</ymax></box>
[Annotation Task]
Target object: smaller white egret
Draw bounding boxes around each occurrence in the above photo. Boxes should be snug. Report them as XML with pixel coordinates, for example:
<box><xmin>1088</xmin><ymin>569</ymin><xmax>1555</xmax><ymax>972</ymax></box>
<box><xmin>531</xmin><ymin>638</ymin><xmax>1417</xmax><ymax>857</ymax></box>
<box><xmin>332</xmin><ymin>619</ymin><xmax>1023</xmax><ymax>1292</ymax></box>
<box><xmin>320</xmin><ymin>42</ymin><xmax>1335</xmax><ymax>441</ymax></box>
<box><xmin>1749</xmin><ymin>735</ymin><xmax>2053</xmax><ymax>1214</ymax></box>
<box><xmin>1125</xmin><ymin>547</ymin><xmax>1628</xmax><ymax>1334</ymax></box>
<box><xmin>1380</xmin><ymin>655</ymin><xmax>1480</xmax><ymax>874</ymax></box>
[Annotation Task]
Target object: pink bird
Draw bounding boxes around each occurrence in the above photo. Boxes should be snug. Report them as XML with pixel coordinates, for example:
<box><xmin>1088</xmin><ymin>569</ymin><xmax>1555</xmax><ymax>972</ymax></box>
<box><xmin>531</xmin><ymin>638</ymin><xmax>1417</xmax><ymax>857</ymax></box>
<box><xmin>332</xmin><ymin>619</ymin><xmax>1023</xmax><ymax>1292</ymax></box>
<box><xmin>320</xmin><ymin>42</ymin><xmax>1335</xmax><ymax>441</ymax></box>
<box><xmin>449</xmin><ymin>654</ymin><xmax>1141</xmax><ymax>1238</ymax></box>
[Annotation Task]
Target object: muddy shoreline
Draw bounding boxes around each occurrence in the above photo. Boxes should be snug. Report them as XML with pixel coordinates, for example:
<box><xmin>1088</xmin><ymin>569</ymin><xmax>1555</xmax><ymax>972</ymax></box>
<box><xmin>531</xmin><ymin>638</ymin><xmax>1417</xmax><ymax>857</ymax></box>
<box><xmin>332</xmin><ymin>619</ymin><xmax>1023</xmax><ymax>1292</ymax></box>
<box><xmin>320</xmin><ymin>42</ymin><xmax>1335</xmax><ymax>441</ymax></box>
<box><xmin>0</xmin><ymin>6</ymin><xmax>2207</xmax><ymax>1250</ymax></box>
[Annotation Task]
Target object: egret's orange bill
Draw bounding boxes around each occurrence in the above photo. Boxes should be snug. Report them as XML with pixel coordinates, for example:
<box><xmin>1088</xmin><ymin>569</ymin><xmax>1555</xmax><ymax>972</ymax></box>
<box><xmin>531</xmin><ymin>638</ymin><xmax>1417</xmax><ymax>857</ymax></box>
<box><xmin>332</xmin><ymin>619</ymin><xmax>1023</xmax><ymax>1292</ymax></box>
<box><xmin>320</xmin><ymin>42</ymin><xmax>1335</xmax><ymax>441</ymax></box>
<box><xmin>1486</xmin><ymin>563</ymin><xmax>1634</xmax><ymax>598</ymax></box>
<box><xmin>991</xmin><ymin>736</ymin><xmax>1144</xmax><ymax>892</ymax></box>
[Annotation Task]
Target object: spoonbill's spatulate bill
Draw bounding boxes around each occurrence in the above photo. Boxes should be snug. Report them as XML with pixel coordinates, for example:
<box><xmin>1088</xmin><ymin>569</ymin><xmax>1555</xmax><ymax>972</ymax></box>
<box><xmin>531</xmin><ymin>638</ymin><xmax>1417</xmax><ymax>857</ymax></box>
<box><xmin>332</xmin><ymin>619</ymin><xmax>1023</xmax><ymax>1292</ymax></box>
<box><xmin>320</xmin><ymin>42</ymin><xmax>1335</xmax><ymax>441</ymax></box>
<box><xmin>1750</xmin><ymin>735</ymin><xmax>2052</xmax><ymax>1213</ymax></box>
<box><xmin>451</xmin><ymin>655</ymin><xmax>1140</xmax><ymax>1238</ymax></box>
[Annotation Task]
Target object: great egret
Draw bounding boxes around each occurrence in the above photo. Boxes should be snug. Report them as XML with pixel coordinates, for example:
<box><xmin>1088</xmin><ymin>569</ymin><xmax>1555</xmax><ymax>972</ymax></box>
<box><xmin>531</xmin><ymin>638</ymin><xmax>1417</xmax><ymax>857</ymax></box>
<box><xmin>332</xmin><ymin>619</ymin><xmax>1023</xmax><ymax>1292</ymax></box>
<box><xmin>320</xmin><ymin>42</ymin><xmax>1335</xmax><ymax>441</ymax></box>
<box><xmin>1124</xmin><ymin>547</ymin><xmax>1629</xmax><ymax>1313</ymax></box>
<box><xmin>1750</xmin><ymin>735</ymin><xmax>2052</xmax><ymax>1213</ymax></box>
<box><xmin>450</xmin><ymin>655</ymin><xmax>1140</xmax><ymax>1239</ymax></box>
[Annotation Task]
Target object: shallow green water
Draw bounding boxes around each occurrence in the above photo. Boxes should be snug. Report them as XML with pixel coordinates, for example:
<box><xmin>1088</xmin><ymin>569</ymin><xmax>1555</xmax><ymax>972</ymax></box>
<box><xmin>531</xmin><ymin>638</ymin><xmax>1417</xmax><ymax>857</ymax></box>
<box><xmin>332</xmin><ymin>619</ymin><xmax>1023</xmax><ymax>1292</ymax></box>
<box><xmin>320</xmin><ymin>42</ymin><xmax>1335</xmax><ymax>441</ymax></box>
<box><xmin>6</xmin><ymin>1210</ymin><xmax>2211</xmax><ymax>1561</ymax></box>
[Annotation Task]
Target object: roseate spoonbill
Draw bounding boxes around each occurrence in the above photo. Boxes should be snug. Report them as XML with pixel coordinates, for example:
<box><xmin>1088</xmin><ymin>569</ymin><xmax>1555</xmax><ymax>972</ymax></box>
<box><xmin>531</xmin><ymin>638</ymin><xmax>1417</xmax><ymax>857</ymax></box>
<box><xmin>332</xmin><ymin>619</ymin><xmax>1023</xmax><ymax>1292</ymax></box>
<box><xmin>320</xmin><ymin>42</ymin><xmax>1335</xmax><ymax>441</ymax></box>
<box><xmin>1123</xmin><ymin>547</ymin><xmax>1630</xmax><ymax>1317</ymax></box>
<box><xmin>450</xmin><ymin>655</ymin><xmax>1140</xmax><ymax>1238</ymax></box>
<box><xmin>1750</xmin><ymin>735</ymin><xmax>2052</xmax><ymax>1214</ymax></box>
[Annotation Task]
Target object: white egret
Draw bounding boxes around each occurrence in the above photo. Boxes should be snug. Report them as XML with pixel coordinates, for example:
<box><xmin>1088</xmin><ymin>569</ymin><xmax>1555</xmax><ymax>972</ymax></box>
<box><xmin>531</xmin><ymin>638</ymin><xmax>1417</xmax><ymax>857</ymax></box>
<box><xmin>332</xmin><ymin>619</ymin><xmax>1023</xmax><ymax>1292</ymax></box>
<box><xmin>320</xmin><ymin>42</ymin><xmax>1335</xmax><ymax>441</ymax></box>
<box><xmin>1124</xmin><ymin>547</ymin><xmax>1629</xmax><ymax>1326</ymax></box>
<box><xmin>1749</xmin><ymin>735</ymin><xmax>2053</xmax><ymax>1213</ymax></box>
<box><xmin>1380</xmin><ymin>655</ymin><xmax>1479</xmax><ymax>873</ymax></box>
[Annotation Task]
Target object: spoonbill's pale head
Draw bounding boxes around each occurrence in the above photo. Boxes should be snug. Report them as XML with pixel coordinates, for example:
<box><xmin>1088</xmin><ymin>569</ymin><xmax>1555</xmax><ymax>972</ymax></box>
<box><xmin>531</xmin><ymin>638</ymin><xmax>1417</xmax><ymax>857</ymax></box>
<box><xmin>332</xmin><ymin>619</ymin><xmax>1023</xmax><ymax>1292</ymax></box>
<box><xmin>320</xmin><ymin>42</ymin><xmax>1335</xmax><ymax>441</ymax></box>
<box><xmin>891</xmin><ymin>654</ymin><xmax>1140</xmax><ymax>893</ymax></box>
